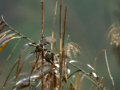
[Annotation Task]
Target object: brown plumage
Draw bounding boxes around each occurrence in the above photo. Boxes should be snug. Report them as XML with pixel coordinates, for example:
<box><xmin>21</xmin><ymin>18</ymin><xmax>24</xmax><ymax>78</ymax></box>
<box><xmin>45</xmin><ymin>50</ymin><xmax>54</xmax><ymax>64</ymax></box>
<box><xmin>39</xmin><ymin>36</ymin><xmax>56</xmax><ymax>45</ymax></box>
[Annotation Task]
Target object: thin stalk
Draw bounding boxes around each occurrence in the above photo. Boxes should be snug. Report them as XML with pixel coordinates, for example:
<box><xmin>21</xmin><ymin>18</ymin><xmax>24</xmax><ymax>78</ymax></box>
<box><xmin>41</xmin><ymin>0</ymin><xmax>44</xmax><ymax>39</ymax></box>
<box><xmin>41</xmin><ymin>0</ymin><xmax>44</xmax><ymax>90</ymax></box>
<box><xmin>62</xmin><ymin>5</ymin><xmax>68</xmax><ymax>90</ymax></box>
<box><xmin>50</xmin><ymin>70</ymin><xmax>54</xmax><ymax>90</ymax></box>
<box><xmin>48</xmin><ymin>74</ymin><xmax>50</xmax><ymax>90</ymax></box>
<box><xmin>59</xmin><ymin>0</ymin><xmax>63</xmax><ymax>89</ymax></box>
<box><xmin>50</xmin><ymin>1</ymin><xmax>57</xmax><ymax>89</ymax></box>
<box><xmin>67</xmin><ymin>70</ymin><xmax>80</xmax><ymax>80</ymax></box>
<box><xmin>78</xmin><ymin>75</ymin><xmax>85</xmax><ymax>90</ymax></box>
<box><xmin>1</xmin><ymin>16</ymin><xmax>34</xmax><ymax>43</ymax></box>
<box><xmin>105</xmin><ymin>50</ymin><xmax>115</xmax><ymax>90</ymax></box>
<box><xmin>94</xmin><ymin>49</ymin><xmax>105</xmax><ymax>70</ymax></box>
<box><xmin>0</xmin><ymin>39</ymin><xmax>21</xmax><ymax>76</ymax></box>
<box><xmin>1</xmin><ymin>60</ymin><xmax>18</xmax><ymax>90</ymax></box>
<box><xmin>51</xmin><ymin>0</ymin><xmax>57</xmax><ymax>51</ymax></box>
<box><xmin>41</xmin><ymin>51</ymin><xmax>44</xmax><ymax>90</ymax></box>
<box><xmin>28</xmin><ymin>52</ymin><xmax>41</xmax><ymax>90</ymax></box>
<box><xmin>67</xmin><ymin>61</ymin><xmax>105</xmax><ymax>90</ymax></box>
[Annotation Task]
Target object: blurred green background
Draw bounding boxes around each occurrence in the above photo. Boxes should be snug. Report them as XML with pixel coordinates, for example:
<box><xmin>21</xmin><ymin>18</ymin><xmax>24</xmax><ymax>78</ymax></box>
<box><xmin>0</xmin><ymin>0</ymin><xmax>120</xmax><ymax>90</ymax></box>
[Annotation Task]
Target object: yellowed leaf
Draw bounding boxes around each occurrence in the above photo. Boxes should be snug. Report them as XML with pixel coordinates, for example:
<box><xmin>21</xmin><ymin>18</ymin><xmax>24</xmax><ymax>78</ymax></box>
<box><xmin>0</xmin><ymin>40</ymin><xmax>10</xmax><ymax>51</ymax></box>
<box><xmin>70</xmin><ymin>83</ymin><xmax>75</xmax><ymax>90</ymax></box>
<box><xmin>75</xmin><ymin>73</ymin><xmax>80</xmax><ymax>89</ymax></box>
<box><xmin>0</xmin><ymin>36</ymin><xmax>21</xmax><ymax>52</ymax></box>
<box><xmin>70</xmin><ymin>83</ymin><xmax>73</xmax><ymax>90</ymax></box>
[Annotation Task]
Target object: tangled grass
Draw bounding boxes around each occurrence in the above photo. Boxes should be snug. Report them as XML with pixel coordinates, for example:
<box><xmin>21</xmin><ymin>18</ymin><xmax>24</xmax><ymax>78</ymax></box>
<box><xmin>0</xmin><ymin>0</ymin><xmax>115</xmax><ymax>90</ymax></box>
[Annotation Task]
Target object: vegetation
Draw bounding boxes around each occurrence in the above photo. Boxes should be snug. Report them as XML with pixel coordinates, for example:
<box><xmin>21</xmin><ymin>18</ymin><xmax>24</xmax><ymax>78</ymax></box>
<box><xmin>0</xmin><ymin>0</ymin><xmax>117</xmax><ymax>90</ymax></box>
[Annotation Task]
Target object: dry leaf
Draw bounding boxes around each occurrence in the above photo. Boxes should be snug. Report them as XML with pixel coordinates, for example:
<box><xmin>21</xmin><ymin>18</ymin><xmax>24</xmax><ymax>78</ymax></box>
<box><xmin>0</xmin><ymin>33</ymin><xmax>16</xmax><ymax>44</ymax></box>
<box><xmin>0</xmin><ymin>39</ymin><xmax>10</xmax><ymax>51</ymax></box>
<box><xmin>75</xmin><ymin>73</ymin><xmax>80</xmax><ymax>89</ymax></box>
<box><xmin>70</xmin><ymin>83</ymin><xmax>75</xmax><ymax>90</ymax></box>
<box><xmin>0</xmin><ymin>30</ymin><xmax>11</xmax><ymax>37</ymax></box>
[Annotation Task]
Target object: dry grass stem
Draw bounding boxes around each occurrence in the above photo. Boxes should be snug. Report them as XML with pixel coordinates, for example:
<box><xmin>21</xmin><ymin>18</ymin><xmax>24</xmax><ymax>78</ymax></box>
<box><xmin>0</xmin><ymin>39</ymin><xmax>21</xmax><ymax>76</ymax></box>
<box><xmin>0</xmin><ymin>0</ymin><xmax>116</xmax><ymax>90</ymax></box>
<box><xmin>94</xmin><ymin>49</ymin><xmax>105</xmax><ymax>69</ymax></box>
<box><xmin>75</xmin><ymin>73</ymin><xmax>80</xmax><ymax>89</ymax></box>
<box><xmin>78</xmin><ymin>75</ymin><xmax>84</xmax><ymax>90</ymax></box>
<box><xmin>51</xmin><ymin>0</ymin><xmax>57</xmax><ymax>51</ymax></box>
<box><xmin>105</xmin><ymin>49</ymin><xmax>115</xmax><ymax>90</ymax></box>
<box><xmin>59</xmin><ymin>0</ymin><xmax>63</xmax><ymax>90</ymax></box>
<box><xmin>41</xmin><ymin>0</ymin><xmax>44</xmax><ymax>89</ymax></box>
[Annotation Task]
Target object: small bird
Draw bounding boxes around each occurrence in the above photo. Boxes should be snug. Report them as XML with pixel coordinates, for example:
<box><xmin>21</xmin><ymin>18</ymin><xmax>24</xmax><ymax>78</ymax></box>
<box><xmin>29</xmin><ymin>44</ymin><xmax>43</xmax><ymax>54</ymax></box>
<box><xmin>29</xmin><ymin>36</ymin><xmax>56</xmax><ymax>53</ymax></box>
<box><xmin>44</xmin><ymin>50</ymin><xmax>54</xmax><ymax>64</ymax></box>
<box><xmin>34</xmin><ymin>44</ymin><xmax>43</xmax><ymax>53</ymax></box>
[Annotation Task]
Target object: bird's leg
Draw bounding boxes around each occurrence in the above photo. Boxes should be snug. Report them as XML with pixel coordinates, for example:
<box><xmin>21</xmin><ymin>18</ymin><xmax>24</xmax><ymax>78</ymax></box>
<box><xmin>47</xmin><ymin>60</ymin><xmax>53</xmax><ymax>64</ymax></box>
<box><xmin>35</xmin><ymin>52</ymin><xmax>38</xmax><ymax>58</ymax></box>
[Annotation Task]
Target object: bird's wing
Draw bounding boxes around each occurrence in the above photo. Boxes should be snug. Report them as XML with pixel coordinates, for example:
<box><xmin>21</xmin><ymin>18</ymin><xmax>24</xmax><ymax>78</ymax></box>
<box><xmin>40</xmin><ymin>37</ymin><xmax>56</xmax><ymax>45</ymax></box>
